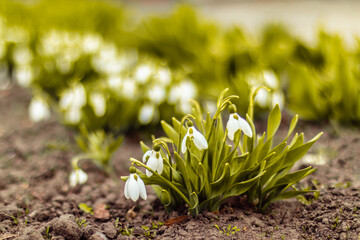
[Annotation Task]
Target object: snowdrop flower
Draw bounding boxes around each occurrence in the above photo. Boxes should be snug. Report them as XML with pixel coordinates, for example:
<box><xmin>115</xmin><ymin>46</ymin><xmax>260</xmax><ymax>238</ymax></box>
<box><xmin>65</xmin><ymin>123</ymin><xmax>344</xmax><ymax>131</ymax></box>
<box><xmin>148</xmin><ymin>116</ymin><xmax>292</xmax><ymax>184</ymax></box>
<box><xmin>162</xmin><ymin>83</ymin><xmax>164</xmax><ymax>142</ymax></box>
<box><xmin>254</xmin><ymin>88</ymin><xmax>269</xmax><ymax>108</ymax></box>
<box><xmin>156</xmin><ymin>67</ymin><xmax>171</xmax><ymax>86</ymax></box>
<box><xmin>59</xmin><ymin>84</ymin><xmax>86</xmax><ymax>109</ymax></box>
<box><xmin>69</xmin><ymin>168</ymin><xmax>88</xmax><ymax>187</ymax></box>
<box><xmin>226</xmin><ymin>104</ymin><xmax>252</xmax><ymax>141</ymax></box>
<box><xmin>147</xmin><ymin>85</ymin><xmax>166</xmax><ymax>104</ymax></box>
<box><xmin>13</xmin><ymin>45</ymin><xmax>33</xmax><ymax>65</ymax></box>
<box><xmin>82</xmin><ymin>33</ymin><xmax>101</xmax><ymax>54</ymax></box>
<box><xmin>124</xmin><ymin>173</ymin><xmax>147</xmax><ymax>201</ymax></box>
<box><xmin>29</xmin><ymin>97</ymin><xmax>51</xmax><ymax>122</ymax></box>
<box><xmin>138</xmin><ymin>103</ymin><xmax>155</xmax><ymax>125</ymax></box>
<box><xmin>272</xmin><ymin>90</ymin><xmax>285</xmax><ymax>110</ymax></box>
<box><xmin>121</xmin><ymin>78</ymin><xmax>136</xmax><ymax>100</ymax></box>
<box><xmin>134</xmin><ymin>64</ymin><xmax>153</xmax><ymax>84</ymax></box>
<box><xmin>263</xmin><ymin>70</ymin><xmax>279</xmax><ymax>89</ymax></box>
<box><xmin>14</xmin><ymin>65</ymin><xmax>34</xmax><ymax>87</ymax></box>
<box><xmin>168</xmin><ymin>80</ymin><xmax>197</xmax><ymax>114</ymax></box>
<box><xmin>89</xmin><ymin>92</ymin><xmax>106</xmax><ymax>117</ymax></box>
<box><xmin>181</xmin><ymin>122</ymin><xmax>208</xmax><ymax>154</ymax></box>
<box><xmin>142</xmin><ymin>145</ymin><xmax>163</xmax><ymax>177</ymax></box>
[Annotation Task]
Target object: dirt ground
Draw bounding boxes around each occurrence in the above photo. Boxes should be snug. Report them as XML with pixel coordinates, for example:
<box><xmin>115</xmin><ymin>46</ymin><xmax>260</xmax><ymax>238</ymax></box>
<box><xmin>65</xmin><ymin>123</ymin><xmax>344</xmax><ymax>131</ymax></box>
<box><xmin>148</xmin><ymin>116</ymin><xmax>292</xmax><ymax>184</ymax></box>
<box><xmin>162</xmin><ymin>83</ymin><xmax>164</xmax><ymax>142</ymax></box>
<box><xmin>1</xmin><ymin>86</ymin><xmax>360</xmax><ymax>240</ymax></box>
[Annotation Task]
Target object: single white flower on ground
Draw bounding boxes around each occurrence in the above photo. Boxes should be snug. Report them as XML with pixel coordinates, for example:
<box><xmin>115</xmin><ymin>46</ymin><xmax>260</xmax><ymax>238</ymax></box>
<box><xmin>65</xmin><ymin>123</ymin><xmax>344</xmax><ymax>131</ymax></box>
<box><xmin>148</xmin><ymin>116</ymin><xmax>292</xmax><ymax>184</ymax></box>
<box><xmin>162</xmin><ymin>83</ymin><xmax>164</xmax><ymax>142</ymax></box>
<box><xmin>226</xmin><ymin>104</ymin><xmax>253</xmax><ymax>141</ymax></box>
<box><xmin>142</xmin><ymin>146</ymin><xmax>163</xmax><ymax>177</ymax></box>
<box><xmin>29</xmin><ymin>97</ymin><xmax>51</xmax><ymax>122</ymax></box>
<box><xmin>181</xmin><ymin>123</ymin><xmax>208</xmax><ymax>154</ymax></box>
<box><xmin>69</xmin><ymin>168</ymin><xmax>88</xmax><ymax>187</ymax></box>
<box><xmin>138</xmin><ymin>103</ymin><xmax>155</xmax><ymax>125</ymax></box>
<box><xmin>89</xmin><ymin>92</ymin><xmax>106</xmax><ymax>117</ymax></box>
<box><xmin>124</xmin><ymin>173</ymin><xmax>147</xmax><ymax>201</ymax></box>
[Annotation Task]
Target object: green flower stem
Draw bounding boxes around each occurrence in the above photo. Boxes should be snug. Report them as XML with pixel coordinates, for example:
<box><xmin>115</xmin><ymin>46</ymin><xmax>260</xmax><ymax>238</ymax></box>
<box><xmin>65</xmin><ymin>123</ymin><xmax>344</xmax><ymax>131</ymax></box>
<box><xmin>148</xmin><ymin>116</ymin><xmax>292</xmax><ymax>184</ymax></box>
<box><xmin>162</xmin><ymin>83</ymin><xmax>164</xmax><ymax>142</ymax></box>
<box><xmin>130</xmin><ymin>158</ymin><xmax>192</xmax><ymax>207</ymax></box>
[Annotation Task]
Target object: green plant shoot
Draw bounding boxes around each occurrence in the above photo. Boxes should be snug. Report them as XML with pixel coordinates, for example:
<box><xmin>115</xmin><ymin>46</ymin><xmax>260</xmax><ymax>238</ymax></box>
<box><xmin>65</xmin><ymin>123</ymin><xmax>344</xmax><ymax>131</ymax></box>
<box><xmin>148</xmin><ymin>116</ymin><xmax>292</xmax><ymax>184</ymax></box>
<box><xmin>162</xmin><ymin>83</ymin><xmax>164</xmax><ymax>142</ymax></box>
<box><xmin>122</xmin><ymin>88</ymin><xmax>322</xmax><ymax>215</ymax></box>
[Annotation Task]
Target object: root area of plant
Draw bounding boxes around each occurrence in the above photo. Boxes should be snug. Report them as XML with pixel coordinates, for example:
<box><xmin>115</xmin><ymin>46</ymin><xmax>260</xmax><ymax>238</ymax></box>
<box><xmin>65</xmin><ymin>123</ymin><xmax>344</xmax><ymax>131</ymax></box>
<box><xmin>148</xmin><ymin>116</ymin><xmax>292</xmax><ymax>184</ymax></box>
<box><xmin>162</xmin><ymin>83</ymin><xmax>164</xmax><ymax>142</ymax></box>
<box><xmin>1</xmin><ymin>87</ymin><xmax>360</xmax><ymax>240</ymax></box>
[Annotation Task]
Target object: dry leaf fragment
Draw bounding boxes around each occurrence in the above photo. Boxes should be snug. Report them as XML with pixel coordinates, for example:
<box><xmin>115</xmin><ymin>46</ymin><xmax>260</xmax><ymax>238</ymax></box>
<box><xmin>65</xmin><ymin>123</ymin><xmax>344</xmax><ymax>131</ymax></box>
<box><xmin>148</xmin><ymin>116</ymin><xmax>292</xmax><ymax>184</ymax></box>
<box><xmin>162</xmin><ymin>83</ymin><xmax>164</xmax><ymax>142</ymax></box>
<box><xmin>93</xmin><ymin>203</ymin><xmax>110</xmax><ymax>220</ymax></box>
<box><xmin>165</xmin><ymin>215</ymin><xmax>189</xmax><ymax>227</ymax></box>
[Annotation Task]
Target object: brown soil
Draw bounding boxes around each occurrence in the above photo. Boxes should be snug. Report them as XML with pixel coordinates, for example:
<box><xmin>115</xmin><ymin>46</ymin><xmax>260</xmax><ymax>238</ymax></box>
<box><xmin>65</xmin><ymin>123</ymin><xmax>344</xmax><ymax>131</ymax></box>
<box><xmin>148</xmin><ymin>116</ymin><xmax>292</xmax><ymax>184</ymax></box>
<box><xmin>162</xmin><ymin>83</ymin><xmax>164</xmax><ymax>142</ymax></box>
<box><xmin>0</xmin><ymin>86</ymin><xmax>360</xmax><ymax>240</ymax></box>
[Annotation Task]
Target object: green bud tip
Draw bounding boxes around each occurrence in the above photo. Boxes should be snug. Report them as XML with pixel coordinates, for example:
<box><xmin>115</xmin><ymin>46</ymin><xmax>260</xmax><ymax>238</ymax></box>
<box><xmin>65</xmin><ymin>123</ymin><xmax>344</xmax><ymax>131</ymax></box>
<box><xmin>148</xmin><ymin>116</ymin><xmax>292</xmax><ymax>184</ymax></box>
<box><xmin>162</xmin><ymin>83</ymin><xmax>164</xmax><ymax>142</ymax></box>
<box><xmin>129</xmin><ymin>166</ymin><xmax>136</xmax><ymax>174</ymax></box>
<box><xmin>228</xmin><ymin>104</ymin><xmax>237</xmax><ymax>114</ymax></box>
<box><xmin>154</xmin><ymin>144</ymin><xmax>161</xmax><ymax>152</ymax></box>
<box><xmin>187</xmin><ymin>121</ymin><xmax>193</xmax><ymax>127</ymax></box>
<box><xmin>156</xmin><ymin>152</ymin><xmax>160</xmax><ymax>159</ymax></box>
<box><xmin>189</xmin><ymin>128</ymin><xmax>194</xmax><ymax>134</ymax></box>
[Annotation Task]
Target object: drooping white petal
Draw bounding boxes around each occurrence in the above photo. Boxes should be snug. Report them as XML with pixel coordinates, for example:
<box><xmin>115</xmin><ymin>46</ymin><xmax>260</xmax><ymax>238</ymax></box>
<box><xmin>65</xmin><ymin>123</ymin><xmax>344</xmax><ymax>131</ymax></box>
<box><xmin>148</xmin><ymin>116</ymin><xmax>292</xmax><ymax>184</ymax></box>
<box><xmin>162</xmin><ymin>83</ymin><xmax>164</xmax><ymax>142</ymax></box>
<box><xmin>142</xmin><ymin>150</ymin><xmax>152</xmax><ymax>163</ymax></box>
<box><xmin>238</xmin><ymin>116</ymin><xmax>253</xmax><ymax>138</ymax></box>
<box><xmin>272</xmin><ymin>91</ymin><xmax>285</xmax><ymax>110</ymax></box>
<box><xmin>226</xmin><ymin>114</ymin><xmax>239</xmax><ymax>141</ymax></box>
<box><xmin>29</xmin><ymin>98</ymin><xmax>51</xmax><ymax>122</ymax></box>
<box><xmin>181</xmin><ymin>132</ymin><xmax>189</xmax><ymax>154</ymax></box>
<box><xmin>124</xmin><ymin>177</ymin><xmax>130</xmax><ymax>199</ymax></box>
<box><xmin>146</xmin><ymin>155</ymin><xmax>158</xmax><ymax>177</ymax></box>
<box><xmin>69</xmin><ymin>171</ymin><xmax>77</xmax><ymax>187</ymax></box>
<box><xmin>77</xmin><ymin>169</ymin><xmax>88</xmax><ymax>185</ymax></box>
<box><xmin>263</xmin><ymin>70</ymin><xmax>279</xmax><ymax>89</ymax></box>
<box><xmin>89</xmin><ymin>93</ymin><xmax>106</xmax><ymax>117</ymax></box>
<box><xmin>192</xmin><ymin>128</ymin><xmax>208</xmax><ymax>150</ymax></box>
<box><xmin>156</xmin><ymin>155</ymin><xmax>163</xmax><ymax>175</ymax></box>
<box><xmin>136</xmin><ymin>175</ymin><xmax>147</xmax><ymax>200</ymax></box>
<box><xmin>255</xmin><ymin>88</ymin><xmax>269</xmax><ymax>108</ymax></box>
<box><xmin>128</xmin><ymin>174</ymin><xmax>140</xmax><ymax>201</ymax></box>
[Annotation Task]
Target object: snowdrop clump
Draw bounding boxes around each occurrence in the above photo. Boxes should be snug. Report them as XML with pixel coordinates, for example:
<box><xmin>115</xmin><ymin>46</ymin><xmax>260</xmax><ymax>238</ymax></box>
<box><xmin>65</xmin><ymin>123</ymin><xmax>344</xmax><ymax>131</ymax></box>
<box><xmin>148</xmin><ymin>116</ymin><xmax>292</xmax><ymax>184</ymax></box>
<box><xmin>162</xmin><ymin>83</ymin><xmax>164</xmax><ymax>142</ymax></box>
<box><xmin>123</xmin><ymin>88</ymin><xmax>322</xmax><ymax>215</ymax></box>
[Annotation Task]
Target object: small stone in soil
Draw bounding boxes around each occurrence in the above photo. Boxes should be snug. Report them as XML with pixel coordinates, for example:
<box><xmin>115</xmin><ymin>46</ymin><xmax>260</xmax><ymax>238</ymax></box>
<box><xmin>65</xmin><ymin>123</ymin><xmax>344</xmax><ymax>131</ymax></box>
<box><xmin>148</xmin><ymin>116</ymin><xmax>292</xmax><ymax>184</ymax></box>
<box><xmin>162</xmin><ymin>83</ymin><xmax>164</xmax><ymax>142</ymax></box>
<box><xmin>89</xmin><ymin>232</ymin><xmax>109</xmax><ymax>240</ymax></box>
<box><xmin>51</xmin><ymin>214</ymin><xmax>83</xmax><ymax>240</ymax></box>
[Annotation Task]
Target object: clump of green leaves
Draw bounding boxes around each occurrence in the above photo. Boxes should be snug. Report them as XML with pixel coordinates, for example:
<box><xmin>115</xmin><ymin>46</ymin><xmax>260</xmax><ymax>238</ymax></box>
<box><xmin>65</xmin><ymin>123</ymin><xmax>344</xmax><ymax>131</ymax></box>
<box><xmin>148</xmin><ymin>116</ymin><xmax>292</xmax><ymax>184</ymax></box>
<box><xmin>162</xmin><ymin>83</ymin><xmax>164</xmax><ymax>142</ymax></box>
<box><xmin>214</xmin><ymin>224</ymin><xmax>240</xmax><ymax>236</ymax></box>
<box><xmin>123</xmin><ymin>88</ymin><xmax>322</xmax><ymax>215</ymax></box>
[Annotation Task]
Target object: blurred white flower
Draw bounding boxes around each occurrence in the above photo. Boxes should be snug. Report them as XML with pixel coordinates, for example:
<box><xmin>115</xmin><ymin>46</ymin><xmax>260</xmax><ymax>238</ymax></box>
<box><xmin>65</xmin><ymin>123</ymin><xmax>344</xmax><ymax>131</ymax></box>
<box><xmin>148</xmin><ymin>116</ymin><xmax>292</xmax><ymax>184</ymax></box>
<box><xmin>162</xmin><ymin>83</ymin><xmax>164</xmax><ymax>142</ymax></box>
<box><xmin>134</xmin><ymin>64</ymin><xmax>152</xmax><ymax>84</ymax></box>
<box><xmin>14</xmin><ymin>65</ymin><xmax>34</xmax><ymax>87</ymax></box>
<box><xmin>181</xmin><ymin>126</ymin><xmax>208</xmax><ymax>154</ymax></box>
<box><xmin>272</xmin><ymin>90</ymin><xmax>285</xmax><ymax>110</ymax></box>
<box><xmin>90</xmin><ymin>92</ymin><xmax>106</xmax><ymax>117</ymax></box>
<box><xmin>156</xmin><ymin>67</ymin><xmax>171</xmax><ymax>86</ymax></box>
<box><xmin>107</xmin><ymin>75</ymin><xmax>123</xmax><ymax>89</ymax></box>
<box><xmin>168</xmin><ymin>80</ymin><xmax>197</xmax><ymax>113</ymax></box>
<box><xmin>59</xmin><ymin>84</ymin><xmax>86</xmax><ymax>124</ymax></box>
<box><xmin>254</xmin><ymin>88</ymin><xmax>269</xmax><ymax>108</ymax></box>
<box><xmin>124</xmin><ymin>173</ymin><xmax>147</xmax><ymax>201</ymax></box>
<box><xmin>143</xmin><ymin>149</ymin><xmax>163</xmax><ymax>177</ymax></box>
<box><xmin>168</xmin><ymin>80</ymin><xmax>197</xmax><ymax>104</ymax></box>
<box><xmin>138</xmin><ymin>103</ymin><xmax>155</xmax><ymax>125</ymax></box>
<box><xmin>121</xmin><ymin>78</ymin><xmax>136</xmax><ymax>99</ymax></box>
<box><xmin>147</xmin><ymin>85</ymin><xmax>166</xmax><ymax>104</ymax></box>
<box><xmin>226</xmin><ymin>113</ymin><xmax>252</xmax><ymax>141</ymax></box>
<box><xmin>82</xmin><ymin>33</ymin><xmax>102</xmax><ymax>54</ymax></box>
<box><xmin>69</xmin><ymin>168</ymin><xmax>88</xmax><ymax>187</ymax></box>
<box><xmin>65</xmin><ymin>106</ymin><xmax>82</xmax><ymax>124</ymax></box>
<box><xmin>13</xmin><ymin>45</ymin><xmax>33</xmax><ymax>65</ymax></box>
<box><xmin>29</xmin><ymin>97</ymin><xmax>51</xmax><ymax>122</ymax></box>
<box><xmin>263</xmin><ymin>70</ymin><xmax>279</xmax><ymax>89</ymax></box>
<box><xmin>59</xmin><ymin>84</ymin><xmax>86</xmax><ymax>109</ymax></box>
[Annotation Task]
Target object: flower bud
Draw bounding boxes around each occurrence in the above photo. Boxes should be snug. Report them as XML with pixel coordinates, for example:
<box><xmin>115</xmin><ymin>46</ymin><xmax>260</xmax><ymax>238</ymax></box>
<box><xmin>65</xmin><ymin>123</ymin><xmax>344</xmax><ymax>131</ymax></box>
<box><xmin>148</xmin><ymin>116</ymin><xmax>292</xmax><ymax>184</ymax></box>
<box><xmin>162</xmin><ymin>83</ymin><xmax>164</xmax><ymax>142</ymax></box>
<box><xmin>228</xmin><ymin>104</ymin><xmax>237</xmax><ymax>114</ymax></box>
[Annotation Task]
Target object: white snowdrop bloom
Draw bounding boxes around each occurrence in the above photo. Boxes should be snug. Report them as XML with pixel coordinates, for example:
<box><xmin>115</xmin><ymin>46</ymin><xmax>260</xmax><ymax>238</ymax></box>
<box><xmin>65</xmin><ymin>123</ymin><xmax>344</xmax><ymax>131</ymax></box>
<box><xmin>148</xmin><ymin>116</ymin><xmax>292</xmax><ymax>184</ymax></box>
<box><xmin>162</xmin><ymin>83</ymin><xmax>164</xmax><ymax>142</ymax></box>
<box><xmin>107</xmin><ymin>75</ymin><xmax>123</xmax><ymax>89</ymax></box>
<box><xmin>254</xmin><ymin>88</ymin><xmax>269</xmax><ymax>108</ymax></box>
<box><xmin>138</xmin><ymin>103</ymin><xmax>155</xmax><ymax>125</ymax></box>
<box><xmin>14</xmin><ymin>65</ymin><xmax>34</xmax><ymax>87</ymax></box>
<box><xmin>226</xmin><ymin>113</ymin><xmax>253</xmax><ymax>141</ymax></box>
<box><xmin>204</xmin><ymin>100</ymin><xmax>217</xmax><ymax>116</ymax></box>
<box><xmin>181</xmin><ymin>125</ymin><xmax>208</xmax><ymax>154</ymax></box>
<box><xmin>90</xmin><ymin>93</ymin><xmax>106</xmax><ymax>117</ymax></box>
<box><xmin>13</xmin><ymin>45</ymin><xmax>33</xmax><ymax>65</ymax></box>
<box><xmin>64</xmin><ymin>106</ymin><xmax>82</xmax><ymax>124</ymax></box>
<box><xmin>124</xmin><ymin>173</ymin><xmax>147</xmax><ymax>201</ymax></box>
<box><xmin>168</xmin><ymin>80</ymin><xmax>197</xmax><ymax>104</ymax></box>
<box><xmin>263</xmin><ymin>70</ymin><xmax>279</xmax><ymax>89</ymax></box>
<box><xmin>121</xmin><ymin>78</ymin><xmax>136</xmax><ymax>99</ymax></box>
<box><xmin>147</xmin><ymin>85</ymin><xmax>166</xmax><ymax>104</ymax></box>
<box><xmin>142</xmin><ymin>148</ymin><xmax>163</xmax><ymax>177</ymax></box>
<box><xmin>156</xmin><ymin>68</ymin><xmax>171</xmax><ymax>86</ymax></box>
<box><xmin>29</xmin><ymin>97</ymin><xmax>51</xmax><ymax>122</ymax></box>
<box><xmin>272</xmin><ymin>91</ymin><xmax>285</xmax><ymax>110</ymax></box>
<box><xmin>59</xmin><ymin>84</ymin><xmax>86</xmax><ymax>109</ymax></box>
<box><xmin>91</xmin><ymin>43</ymin><xmax>118</xmax><ymax>74</ymax></box>
<box><xmin>69</xmin><ymin>168</ymin><xmax>88</xmax><ymax>187</ymax></box>
<box><xmin>134</xmin><ymin>64</ymin><xmax>152</xmax><ymax>84</ymax></box>
<box><xmin>179</xmin><ymin>100</ymin><xmax>192</xmax><ymax>114</ymax></box>
<box><xmin>82</xmin><ymin>33</ymin><xmax>101</xmax><ymax>54</ymax></box>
